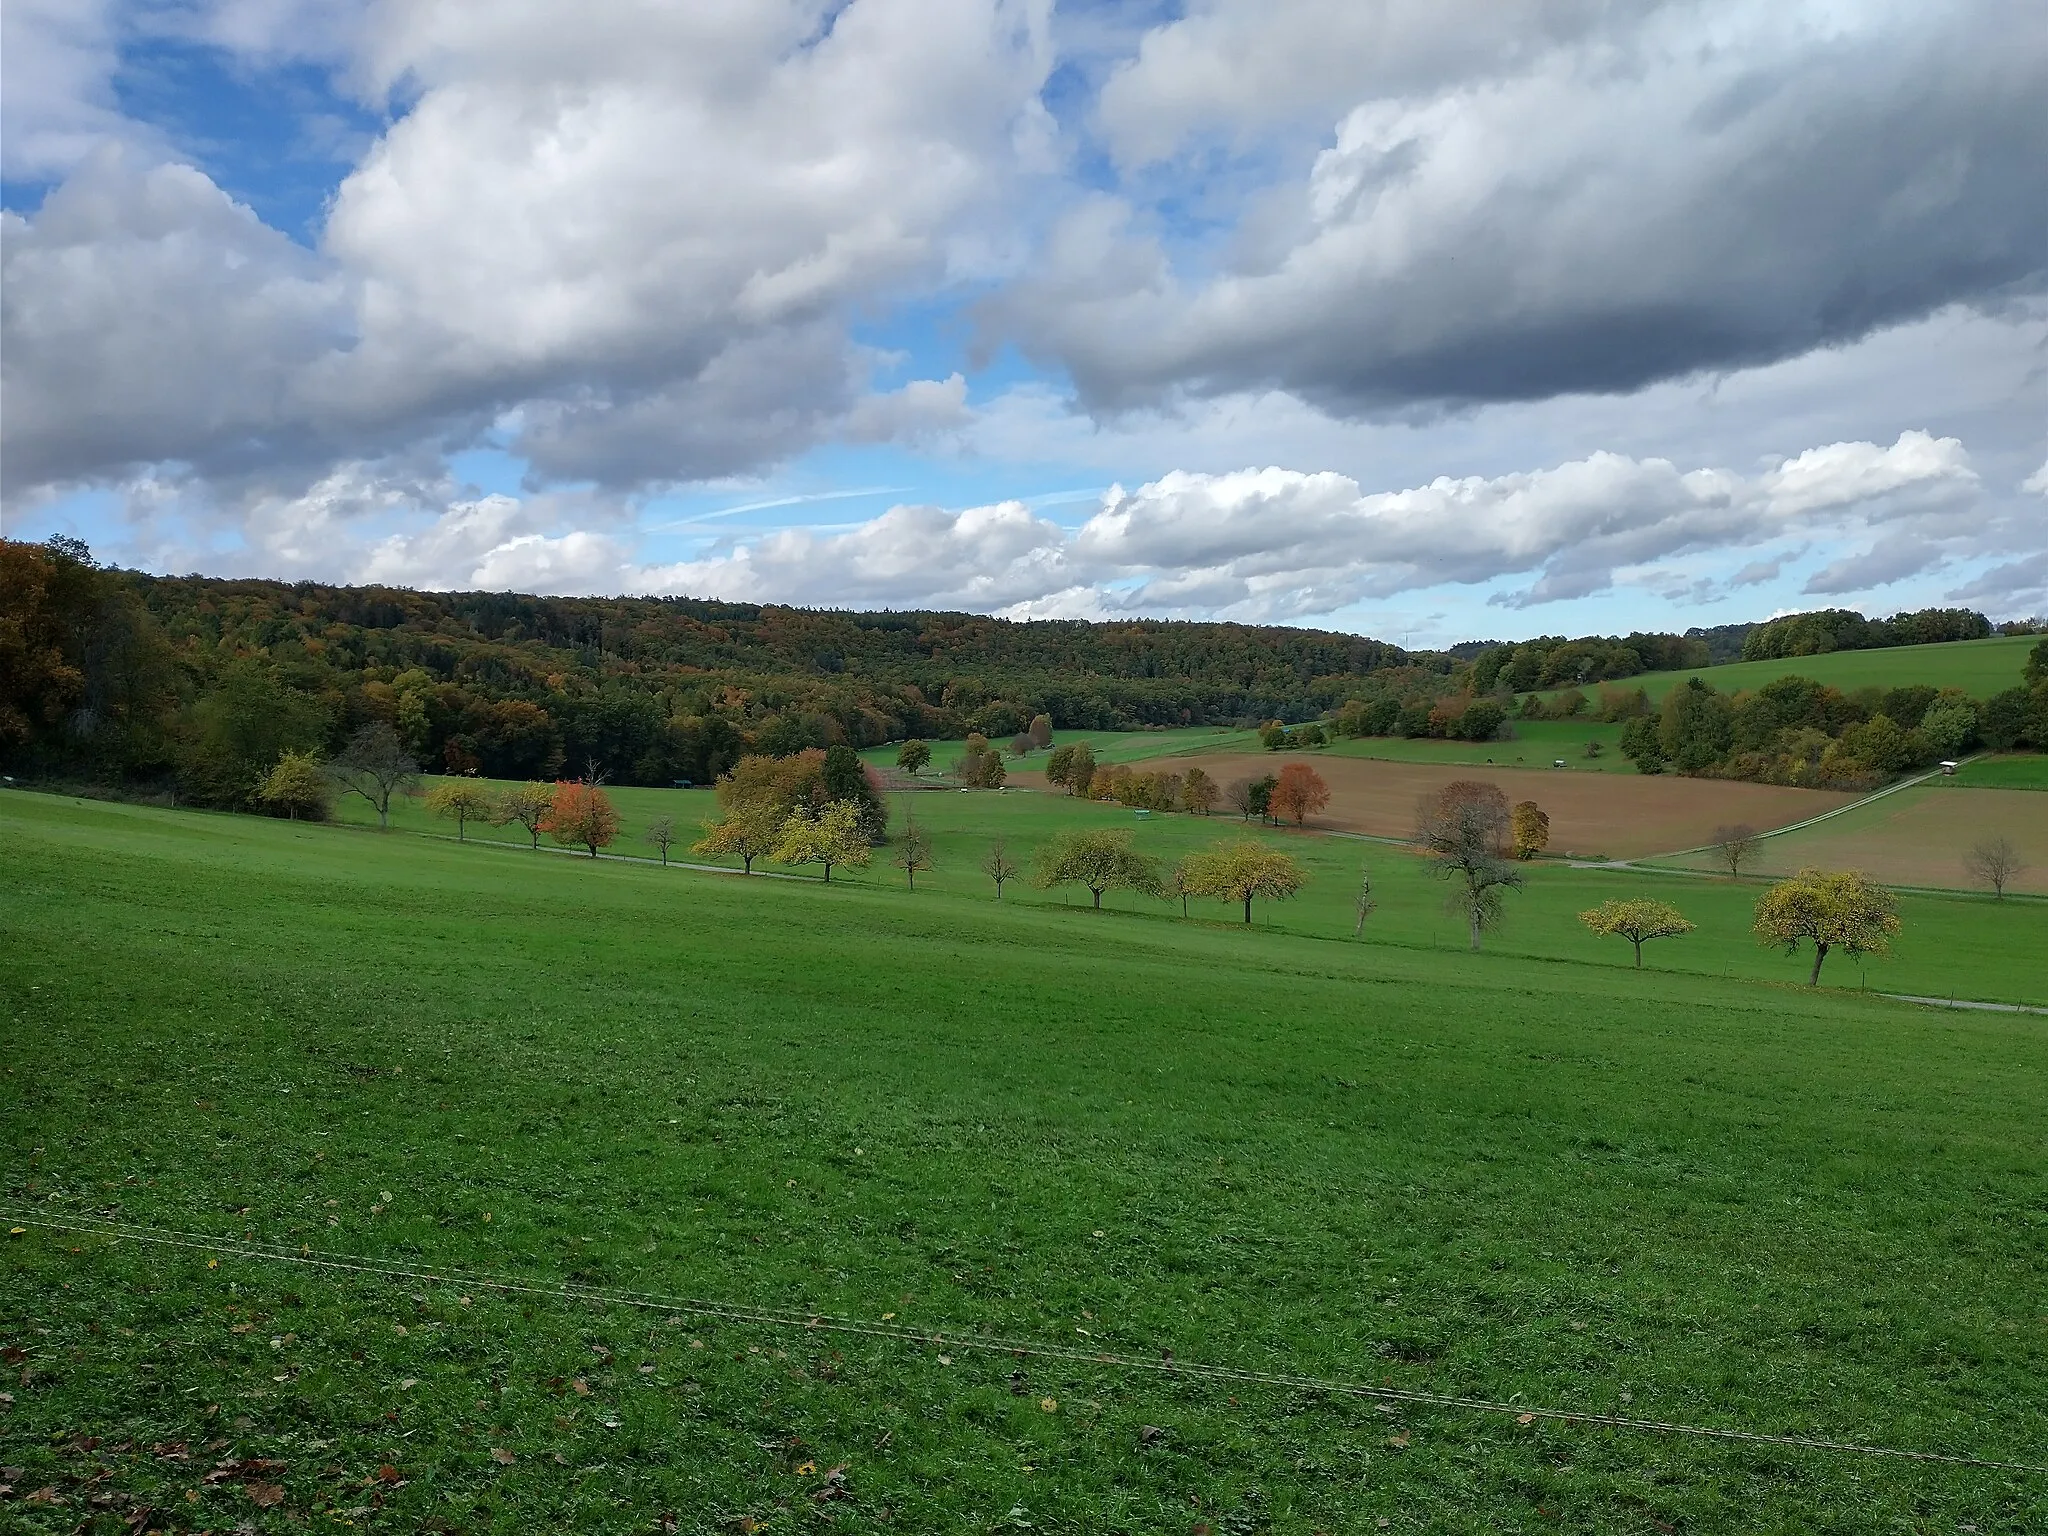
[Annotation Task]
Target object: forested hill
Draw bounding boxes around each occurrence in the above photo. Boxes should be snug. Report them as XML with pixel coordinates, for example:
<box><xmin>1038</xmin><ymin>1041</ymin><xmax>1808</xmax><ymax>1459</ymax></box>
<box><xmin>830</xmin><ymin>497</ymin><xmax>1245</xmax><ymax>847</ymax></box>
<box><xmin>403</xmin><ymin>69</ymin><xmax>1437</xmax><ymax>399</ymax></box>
<box><xmin>3</xmin><ymin>542</ymin><xmax>1437</xmax><ymax>796</ymax></box>
<box><xmin>0</xmin><ymin>537</ymin><xmax>2022</xmax><ymax>801</ymax></box>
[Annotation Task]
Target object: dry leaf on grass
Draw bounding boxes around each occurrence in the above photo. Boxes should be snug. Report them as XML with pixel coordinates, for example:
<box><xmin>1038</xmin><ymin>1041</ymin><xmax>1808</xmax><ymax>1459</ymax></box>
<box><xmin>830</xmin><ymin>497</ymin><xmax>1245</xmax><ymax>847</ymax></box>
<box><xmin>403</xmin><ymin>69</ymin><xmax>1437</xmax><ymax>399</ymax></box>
<box><xmin>490</xmin><ymin>1447</ymin><xmax>516</xmax><ymax>1466</ymax></box>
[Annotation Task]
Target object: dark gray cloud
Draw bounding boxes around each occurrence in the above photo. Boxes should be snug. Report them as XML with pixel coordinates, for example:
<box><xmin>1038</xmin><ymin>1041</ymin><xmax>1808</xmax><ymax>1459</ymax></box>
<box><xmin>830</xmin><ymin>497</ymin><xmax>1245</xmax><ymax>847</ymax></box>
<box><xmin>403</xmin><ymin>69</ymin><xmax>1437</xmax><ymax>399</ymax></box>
<box><xmin>1004</xmin><ymin>0</ymin><xmax>2048</xmax><ymax>416</ymax></box>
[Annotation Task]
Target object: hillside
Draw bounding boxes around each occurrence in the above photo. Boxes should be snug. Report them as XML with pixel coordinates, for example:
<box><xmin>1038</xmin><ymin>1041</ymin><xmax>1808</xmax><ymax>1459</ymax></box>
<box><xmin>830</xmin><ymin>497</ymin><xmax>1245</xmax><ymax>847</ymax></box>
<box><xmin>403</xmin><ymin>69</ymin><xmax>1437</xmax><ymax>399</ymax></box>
<box><xmin>1537</xmin><ymin>634</ymin><xmax>2036</xmax><ymax>705</ymax></box>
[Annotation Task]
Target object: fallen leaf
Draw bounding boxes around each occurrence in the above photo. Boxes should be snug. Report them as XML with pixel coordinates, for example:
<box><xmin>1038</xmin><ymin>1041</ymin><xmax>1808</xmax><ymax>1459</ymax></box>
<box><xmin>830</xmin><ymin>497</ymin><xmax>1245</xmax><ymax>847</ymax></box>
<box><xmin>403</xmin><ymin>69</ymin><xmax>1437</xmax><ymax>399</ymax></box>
<box><xmin>1517</xmin><ymin>1413</ymin><xmax>1535</xmax><ymax>1426</ymax></box>
<box><xmin>1039</xmin><ymin>1397</ymin><xmax>1057</xmax><ymax>1413</ymax></box>
<box><xmin>571</xmin><ymin>1378</ymin><xmax>590</xmax><ymax>1396</ymax></box>
<box><xmin>376</xmin><ymin>1465</ymin><xmax>402</xmax><ymax>1484</ymax></box>
<box><xmin>795</xmin><ymin>1461</ymin><xmax>817</xmax><ymax>1476</ymax></box>
<box><xmin>1387</xmin><ymin>1431</ymin><xmax>1410</xmax><ymax>1449</ymax></box>
<box><xmin>247</xmin><ymin>1482</ymin><xmax>285</xmax><ymax>1508</ymax></box>
<box><xmin>6</xmin><ymin>1228</ymin><xmax>23</xmax><ymax>1236</ymax></box>
<box><xmin>1138</xmin><ymin>1425</ymin><xmax>1166</xmax><ymax>1447</ymax></box>
<box><xmin>490</xmin><ymin>1447</ymin><xmax>516</xmax><ymax>1466</ymax></box>
<box><xmin>937</xmin><ymin>1354</ymin><xmax>953</xmax><ymax>1366</ymax></box>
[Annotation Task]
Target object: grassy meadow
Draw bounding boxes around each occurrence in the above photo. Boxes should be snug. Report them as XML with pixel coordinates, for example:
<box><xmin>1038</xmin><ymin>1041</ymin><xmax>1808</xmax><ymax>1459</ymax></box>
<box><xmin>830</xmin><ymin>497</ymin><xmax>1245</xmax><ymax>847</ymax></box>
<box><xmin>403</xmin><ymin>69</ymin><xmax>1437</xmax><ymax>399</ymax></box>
<box><xmin>1320</xmin><ymin>721</ymin><xmax>1632</xmax><ymax>774</ymax></box>
<box><xmin>1955</xmin><ymin>753</ymin><xmax>2048</xmax><ymax>791</ymax></box>
<box><xmin>1533</xmin><ymin>633</ymin><xmax>2037</xmax><ymax>708</ymax></box>
<box><xmin>3</xmin><ymin>789</ymin><xmax>2045</xmax><ymax>1535</ymax></box>
<box><xmin>340</xmin><ymin>773</ymin><xmax>2045</xmax><ymax>1005</ymax></box>
<box><xmin>859</xmin><ymin>727</ymin><xmax>1261</xmax><ymax>777</ymax></box>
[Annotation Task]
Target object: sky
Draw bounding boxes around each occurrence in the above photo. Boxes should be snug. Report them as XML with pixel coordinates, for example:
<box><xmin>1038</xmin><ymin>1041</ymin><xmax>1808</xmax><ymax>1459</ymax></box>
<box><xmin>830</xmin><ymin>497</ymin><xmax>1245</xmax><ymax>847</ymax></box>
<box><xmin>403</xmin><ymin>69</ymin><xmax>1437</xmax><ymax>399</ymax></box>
<box><xmin>3</xmin><ymin>0</ymin><xmax>2045</xmax><ymax>650</ymax></box>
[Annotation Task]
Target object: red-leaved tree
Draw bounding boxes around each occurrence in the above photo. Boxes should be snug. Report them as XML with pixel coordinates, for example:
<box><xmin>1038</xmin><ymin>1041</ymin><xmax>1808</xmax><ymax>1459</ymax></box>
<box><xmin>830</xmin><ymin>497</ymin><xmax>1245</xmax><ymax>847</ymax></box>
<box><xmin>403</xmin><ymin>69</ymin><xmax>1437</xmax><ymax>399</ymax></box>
<box><xmin>543</xmin><ymin>780</ymin><xmax>621</xmax><ymax>857</ymax></box>
<box><xmin>1269</xmin><ymin>762</ymin><xmax>1331</xmax><ymax>826</ymax></box>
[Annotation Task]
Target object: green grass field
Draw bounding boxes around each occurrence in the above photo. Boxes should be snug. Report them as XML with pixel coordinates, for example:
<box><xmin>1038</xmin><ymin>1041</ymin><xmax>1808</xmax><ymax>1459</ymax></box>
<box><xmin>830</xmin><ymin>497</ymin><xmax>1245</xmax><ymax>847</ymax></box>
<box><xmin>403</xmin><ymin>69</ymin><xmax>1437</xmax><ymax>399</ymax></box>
<box><xmin>860</xmin><ymin>727</ymin><xmax>1260</xmax><ymax>777</ymax></box>
<box><xmin>5</xmin><ymin>792</ymin><xmax>2047</xmax><ymax>1533</ymax></box>
<box><xmin>1322</xmin><ymin>721</ymin><xmax>1632</xmax><ymax>774</ymax></box>
<box><xmin>1536</xmin><ymin>634</ymin><xmax>2037</xmax><ymax>707</ymax></box>
<box><xmin>1956</xmin><ymin>754</ymin><xmax>2048</xmax><ymax>791</ymax></box>
<box><xmin>343</xmin><ymin>774</ymin><xmax>2046</xmax><ymax>1005</ymax></box>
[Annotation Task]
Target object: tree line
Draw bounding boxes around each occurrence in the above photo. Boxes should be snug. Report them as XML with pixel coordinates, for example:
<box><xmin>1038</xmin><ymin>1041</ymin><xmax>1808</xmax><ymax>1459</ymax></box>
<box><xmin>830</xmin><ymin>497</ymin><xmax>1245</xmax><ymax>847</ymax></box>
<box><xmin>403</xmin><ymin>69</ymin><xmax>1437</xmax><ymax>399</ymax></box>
<box><xmin>19</xmin><ymin>536</ymin><xmax>2027</xmax><ymax>809</ymax></box>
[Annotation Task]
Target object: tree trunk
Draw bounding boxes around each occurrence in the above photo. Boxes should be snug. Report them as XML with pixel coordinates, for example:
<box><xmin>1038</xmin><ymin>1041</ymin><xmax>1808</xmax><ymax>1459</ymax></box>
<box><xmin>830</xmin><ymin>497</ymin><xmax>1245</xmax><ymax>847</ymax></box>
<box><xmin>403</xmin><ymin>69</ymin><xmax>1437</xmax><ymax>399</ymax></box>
<box><xmin>1632</xmin><ymin>937</ymin><xmax>1643</xmax><ymax>968</ymax></box>
<box><xmin>1808</xmin><ymin>942</ymin><xmax>1828</xmax><ymax>986</ymax></box>
<box><xmin>1092</xmin><ymin>888</ymin><xmax>1103</xmax><ymax>908</ymax></box>
<box><xmin>1468</xmin><ymin>909</ymin><xmax>1482</xmax><ymax>951</ymax></box>
<box><xmin>1243</xmin><ymin>895</ymin><xmax>1252</xmax><ymax>924</ymax></box>
<box><xmin>824</xmin><ymin>863</ymin><xmax>832</xmax><ymax>883</ymax></box>
<box><xmin>742</xmin><ymin>854</ymin><xmax>753</xmax><ymax>873</ymax></box>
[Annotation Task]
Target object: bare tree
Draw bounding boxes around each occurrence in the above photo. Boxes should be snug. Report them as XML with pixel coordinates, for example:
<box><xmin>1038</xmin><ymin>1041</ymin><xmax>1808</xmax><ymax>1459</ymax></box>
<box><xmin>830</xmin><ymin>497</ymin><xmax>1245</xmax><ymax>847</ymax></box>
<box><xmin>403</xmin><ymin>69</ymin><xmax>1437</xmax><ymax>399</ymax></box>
<box><xmin>895</xmin><ymin>816</ymin><xmax>934</xmax><ymax>889</ymax></box>
<box><xmin>1224</xmin><ymin>777</ymin><xmax>1259</xmax><ymax>821</ymax></box>
<box><xmin>1416</xmin><ymin>780</ymin><xmax>1523</xmax><ymax>950</ymax></box>
<box><xmin>1963</xmin><ymin>835</ymin><xmax>2027</xmax><ymax>899</ymax></box>
<box><xmin>643</xmin><ymin>814</ymin><xmax>677</xmax><ymax>865</ymax></box>
<box><xmin>1712</xmin><ymin>823</ymin><xmax>1761</xmax><ymax>878</ymax></box>
<box><xmin>328</xmin><ymin>722</ymin><xmax>420</xmax><ymax>829</ymax></box>
<box><xmin>982</xmin><ymin>837</ymin><xmax>1019</xmax><ymax>900</ymax></box>
<box><xmin>1353</xmin><ymin>862</ymin><xmax>1377</xmax><ymax>938</ymax></box>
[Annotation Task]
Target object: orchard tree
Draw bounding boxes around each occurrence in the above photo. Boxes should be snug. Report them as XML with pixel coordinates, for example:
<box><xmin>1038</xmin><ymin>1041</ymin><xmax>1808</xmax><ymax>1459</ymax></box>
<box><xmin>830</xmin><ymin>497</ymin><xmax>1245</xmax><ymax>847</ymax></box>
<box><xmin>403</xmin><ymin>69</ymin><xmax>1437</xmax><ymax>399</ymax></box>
<box><xmin>775</xmin><ymin>800</ymin><xmax>872</xmax><ymax>882</ymax></box>
<box><xmin>896</xmin><ymin>738</ymin><xmax>932</xmax><ymax>776</ymax></box>
<box><xmin>426</xmin><ymin>779</ymin><xmax>495</xmax><ymax>841</ymax></box>
<box><xmin>495</xmin><ymin>782</ymin><xmax>555</xmax><ymax>849</ymax></box>
<box><xmin>1963</xmin><ymin>835</ymin><xmax>2027</xmax><ymax>899</ymax></box>
<box><xmin>643</xmin><ymin>814</ymin><xmax>678</xmax><ymax>865</ymax></box>
<box><xmin>1033</xmin><ymin>829</ymin><xmax>1165</xmax><ymax>909</ymax></box>
<box><xmin>545</xmin><ymin>779</ymin><xmax>621</xmax><ymax>857</ymax></box>
<box><xmin>1045</xmin><ymin>743</ymin><xmax>1096</xmax><ymax>796</ymax></box>
<box><xmin>1752</xmin><ymin>868</ymin><xmax>1901</xmax><ymax>986</ymax></box>
<box><xmin>1270</xmin><ymin>763</ymin><xmax>1330</xmax><ymax>826</ymax></box>
<box><xmin>693</xmin><ymin>800</ymin><xmax>784</xmax><ymax>873</ymax></box>
<box><xmin>1711</xmin><ymin>824</ymin><xmax>1761</xmax><ymax>878</ymax></box>
<box><xmin>259</xmin><ymin>749</ymin><xmax>331</xmax><ymax>821</ymax></box>
<box><xmin>982</xmin><ymin>836</ymin><xmax>1020</xmax><ymax>900</ymax></box>
<box><xmin>1181</xmin><ymin>766</ymin><xmax>1219</xmax><ymax>815</ymax></box>
<box><xmin>1009</xmin><ymin>733</ymin><xmax>1033</xmax><ymax>759</ymax></box>
<box><xmin>328</xmin><ymin>722</ymin><xmax>419</xmax><ymax>828</ymax></box>
<box><xmin>1027</xmin><ymin>714</ymin><xmax>1054</xmax><ymax>751</ymax></box>
<box><xmin>1510</xmin><ymin>800</ymin><xmax>1550</xmax><ymax>860</ymax></box>
<box><xmin>1578</xmin><ymin>898</ymin><xmax>1695</xmax><ymax>967</ymax></box>
<box><xmin>1416</xmin><ymin>779</ymin><xmax>1523</xmax><ymax>950</ymax></box>
<box><xmin>895</xmin><ymin>816</ymin><xmax>934</xmax><ymax>889</ymax></box>
<box><xmin>1182</xmin><ymin>839</ymin><xmax>1307</xmax><ymax>924</ymax></box>
<box><xmin>1353</xmin><ymin>862</ymin><xmax>1377</xmax><ymax>937</ymax></box>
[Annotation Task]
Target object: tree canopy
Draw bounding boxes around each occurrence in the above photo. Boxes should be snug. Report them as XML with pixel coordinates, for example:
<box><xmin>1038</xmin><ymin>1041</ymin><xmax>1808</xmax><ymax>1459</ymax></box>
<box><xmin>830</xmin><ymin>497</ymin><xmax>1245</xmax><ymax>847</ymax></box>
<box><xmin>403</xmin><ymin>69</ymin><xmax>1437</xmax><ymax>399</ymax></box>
<box><xmin>1179</xmin><ymin>840</ymin><xmax>1308</xmax><ymax>924</ymax></box>
<box><xmin>1033</xmin><ymin>829</ymin><xmax>1165</xmax><ymax>909</ymax></box>
<box><xmin>1751</xmin><ymin>869</ymin><xmax>1901</xmax><ymax>985</ymax></box>
<box><xmin>1578</xmin><ymin>898</ymin><xmax>1695</xmax><ymax>966</ymax></box>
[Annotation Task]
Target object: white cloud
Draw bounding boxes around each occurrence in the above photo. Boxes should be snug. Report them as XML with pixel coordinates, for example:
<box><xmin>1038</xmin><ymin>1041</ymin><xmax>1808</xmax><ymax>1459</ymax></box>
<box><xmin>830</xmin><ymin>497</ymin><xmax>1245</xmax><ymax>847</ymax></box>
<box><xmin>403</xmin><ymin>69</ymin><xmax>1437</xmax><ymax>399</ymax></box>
<box><xmin>2</xmin><ymin>0</ymin><xmax>1056</xmax><ymax>500</ymax></box>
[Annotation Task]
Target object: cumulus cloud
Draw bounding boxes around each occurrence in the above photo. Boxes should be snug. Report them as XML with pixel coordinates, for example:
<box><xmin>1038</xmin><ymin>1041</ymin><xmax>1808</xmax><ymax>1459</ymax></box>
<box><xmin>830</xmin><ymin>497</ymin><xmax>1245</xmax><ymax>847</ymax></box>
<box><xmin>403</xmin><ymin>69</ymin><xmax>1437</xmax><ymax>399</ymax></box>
<box><xmin>2</xmin><ymin>0</ymin><xmax>1054</xmax><ymax>502</ymax></box>
<box><xmin>277</xmin><ymin>428</ymin><xmax>1971</xmax><ymax>616</ymax></box>
<box><xmin>1005</xmin><ymin>0</ymin><xmax>2048</xmax><ymax>414</ymax></box>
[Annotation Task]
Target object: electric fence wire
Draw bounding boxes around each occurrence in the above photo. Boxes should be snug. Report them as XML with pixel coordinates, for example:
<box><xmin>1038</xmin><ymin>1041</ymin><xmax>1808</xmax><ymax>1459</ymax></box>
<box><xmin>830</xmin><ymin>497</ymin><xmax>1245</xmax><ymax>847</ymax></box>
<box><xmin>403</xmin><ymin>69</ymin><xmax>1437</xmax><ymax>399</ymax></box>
<box><xmin>7</xmin><ymin>1210</ymin><xmax>2044</xmax><ymax>1477</ymax></box>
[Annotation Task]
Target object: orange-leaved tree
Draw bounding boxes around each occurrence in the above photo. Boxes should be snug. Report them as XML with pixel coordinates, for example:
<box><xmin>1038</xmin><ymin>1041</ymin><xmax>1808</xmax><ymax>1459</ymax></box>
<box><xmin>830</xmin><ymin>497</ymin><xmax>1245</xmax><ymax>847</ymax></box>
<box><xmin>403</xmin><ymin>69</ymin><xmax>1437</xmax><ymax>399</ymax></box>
<box><xmin>543</xmin><ymin>779</ymin><xmax>620</xmax><ymax>857</ymax></box>
<box><xmin>1269</xmin><ymin>762</ymin><xmax>1330</xmax><ymax>826</ymax></box>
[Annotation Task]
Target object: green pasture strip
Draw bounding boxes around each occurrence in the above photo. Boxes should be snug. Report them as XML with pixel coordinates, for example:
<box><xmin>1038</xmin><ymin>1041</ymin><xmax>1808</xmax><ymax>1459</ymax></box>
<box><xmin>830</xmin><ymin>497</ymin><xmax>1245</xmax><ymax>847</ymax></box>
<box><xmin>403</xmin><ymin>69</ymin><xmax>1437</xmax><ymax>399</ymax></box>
<box><xmin>1319</xmin><ymin>720</ymin><xmax>1632</xmax><ymax>773</ymax></box>
<box><xmin>334</xmin><ymin>777</ymin><xmax>2046</xmax><ymax>1006</ymax></box>
<box><xmin>3</xmin><ymin>792</ymin><xmax>2045</xmax><ymax>1531</ymax></box>
<box><xmin>1954</xmin><ymin>753</ymin><xmax>2048</xmax><ymax>791</ymax></box>
<box><xmin>860</xmin><ymin>726</ymin><xmax>1260</xmax><ymax>775</ymax></box>
<box><xmin>1533</xmin><ymin>634</ymin><xmax>2036</xmax><ymax>707</ymax></box>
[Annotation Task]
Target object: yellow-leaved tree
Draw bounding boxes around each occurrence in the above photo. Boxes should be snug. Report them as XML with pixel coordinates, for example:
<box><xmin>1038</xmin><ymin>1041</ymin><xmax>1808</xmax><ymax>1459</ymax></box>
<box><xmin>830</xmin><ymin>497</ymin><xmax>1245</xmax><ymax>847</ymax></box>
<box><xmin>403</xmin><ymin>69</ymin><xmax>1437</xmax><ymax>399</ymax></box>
<box><xmin>1178</xmin><ymin>839</ymin><xmax>1307</xmax><ymax>924</ymax></box>
<box><xmin>773</xmin><ymin>801</ymin><xmax>872</xmax><ymax>883</ymax></box>
<box><xmin>1578</xmin><ymin>898</ymin><xmax>1694</xmax><ymax>967</ymax></box>
<box><xmin>426</xmin><ymin>779</ymin><xmax>496</xmax><ymax>841</ymax></box>
<box><xmin>1752</xmin><ymin>869</ymin><xmax>1900</xmax><ymax>986</ymax></box>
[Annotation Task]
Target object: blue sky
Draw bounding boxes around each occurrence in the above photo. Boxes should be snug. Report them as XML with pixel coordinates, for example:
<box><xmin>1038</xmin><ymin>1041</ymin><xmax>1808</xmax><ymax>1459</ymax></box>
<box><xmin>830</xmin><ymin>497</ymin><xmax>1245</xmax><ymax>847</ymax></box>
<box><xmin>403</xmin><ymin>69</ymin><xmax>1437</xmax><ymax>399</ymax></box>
<box><xmin>5</xmin><ymin>1</ymin><xmax>2044</xmax><ymax>648</ymax></box>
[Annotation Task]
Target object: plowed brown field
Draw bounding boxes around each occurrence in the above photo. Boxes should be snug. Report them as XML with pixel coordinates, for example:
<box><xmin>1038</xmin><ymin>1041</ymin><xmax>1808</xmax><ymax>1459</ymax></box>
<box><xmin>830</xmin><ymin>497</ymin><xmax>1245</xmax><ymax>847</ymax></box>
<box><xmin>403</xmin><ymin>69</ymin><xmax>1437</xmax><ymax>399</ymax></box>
<box><xmin>1015</xmin><ymin>754</ymin><xmax>1860</xmax><ymax>859</ymax></box>
<box><xmin>1668</xmin><ymin>783</ymin><xmax>2048</xmax><ymax>893</ymax></box>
